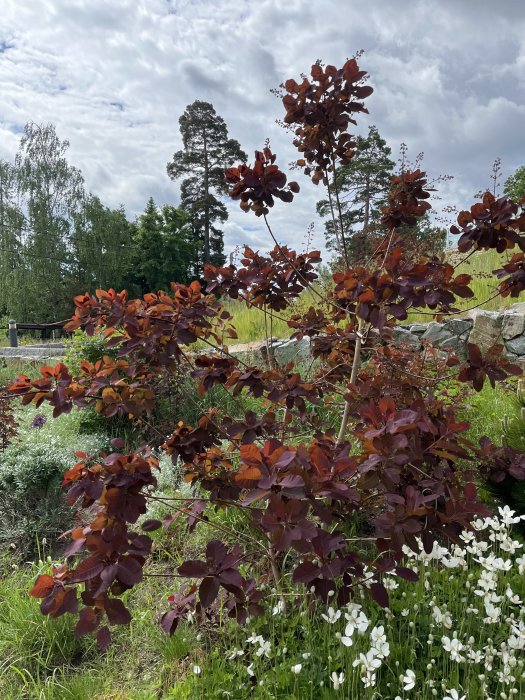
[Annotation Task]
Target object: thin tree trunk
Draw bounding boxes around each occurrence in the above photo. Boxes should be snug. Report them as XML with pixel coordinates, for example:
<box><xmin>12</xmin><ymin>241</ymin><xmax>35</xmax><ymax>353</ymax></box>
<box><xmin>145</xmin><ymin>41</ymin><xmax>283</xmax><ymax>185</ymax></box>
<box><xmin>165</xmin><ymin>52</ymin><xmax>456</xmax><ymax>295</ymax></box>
<box><xmin>203</xmin><ymin>129</ymin><xmax>210</xmax><ymax>264</ymax></box>
<box><xmin>363</xmin><ymin>173</ymin><xmax>370</xmax><ymax>235</ymax></box>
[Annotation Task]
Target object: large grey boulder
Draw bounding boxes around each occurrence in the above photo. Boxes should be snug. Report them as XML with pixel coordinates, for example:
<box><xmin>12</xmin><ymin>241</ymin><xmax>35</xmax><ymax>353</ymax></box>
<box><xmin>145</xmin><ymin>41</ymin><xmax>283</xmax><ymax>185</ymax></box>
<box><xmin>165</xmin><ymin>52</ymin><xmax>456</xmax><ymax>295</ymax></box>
<box><xmin>409</xmin><ymin>324</ymin><xmax>429</xmax><ymax>335</ymax></box>
<box><xmin>502</xmin><ymin>312</ymin><xmax>525</xmax><ymax>340</ymax></box>
<box><xmin>444</xmin><ymin>319</ymin><xmax>472</xmax><ymax>335</ymax></box>
<box><xmin>467</xmin><ymin>311</ymin><xmax>503</xmax><ymax>355</ymax></box>
<box><xmin>505</xmin><ymin>335</ymin><xmax>525</xmax><ymax>357</ymax></box>
<box><xmin>392</xmin><ymin>327</ymin><xmax>421</xmax><ymax>349</ymax></box>
<box><xmin>273</xmin><ymin>337</ymin><xmax>311</xmax><ymax>365</ymax></box>
<box><xmin>509</xmin><ymin>302</ymin><xmax>525</xmax><ymax>314</ymax></box>
<box><xmin>420</xmin><ymin>322</ymin><xmax>454</xmax><ymax>345</ymax></box>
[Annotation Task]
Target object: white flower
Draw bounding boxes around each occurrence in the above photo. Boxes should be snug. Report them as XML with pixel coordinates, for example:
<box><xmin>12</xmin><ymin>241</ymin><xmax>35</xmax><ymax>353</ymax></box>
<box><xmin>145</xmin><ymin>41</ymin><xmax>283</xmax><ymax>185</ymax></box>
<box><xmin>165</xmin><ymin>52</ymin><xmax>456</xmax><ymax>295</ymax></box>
<box><xmin>467</xmin><ymin>648</ymin><xmax>484</xmax><ymax>663</ymax></box>
<box><xmin>515</xmin><ymin>554</ymin><xmax>525</xmax><ymax>574</ymax></box>
<box><xmin>370</xmin><ymin>625</ymin><xmax>386</xmax><ymax>644</ymax></box>
<box><xmin>321</xmin><ymin>606</ymin><xmax>341</xmax><ymax>624</ymax></box>
<box><xmin>330</xmin><ymin>671</ymin><xmax>345</xmax><ymax>690</ymax></box>
<box><xmin>383</xmin><ymin>577</ymin><xmax>399</xmax><ymax>590</ymax></box>
<box><xmin>193</xmin><ymin>665</ymin><xmax>201</xmax><ymax>675</ymax></box>
<box><xmin>483</xmin><ymin>600</ymin><xmax>501</xmax><ymax>624</ymax></box>
<box><xmin>361</xmin><ymin>671</ymin><xmax>376</xmax><ymax>688</ymax></box>
<box><xmin>498</xmin><ymin>505</ymin><xmax>525</xmax><ymax>526</ymax></box>
<box><xmin>272</xmin><ymin>600</ymin><xmax>285</xmax><ymax>616</ymax></box>
<box><xmin>255</xmin><ymin>640</ymin><xmax>271</xmax><ymax>658</ymax></box>
<box><xmin>374</xmin><ymin>640</ymin><xmax>390</xmax><ymax>659</ymax></box>
<box><xmin>226</xmin><ymin>649</ymin><xmax>244</xmax><ymax>660</ymax></box>
<box><xmin>246</xmin><ymin>663</ymin><xmax>255</xmax><ymax>677</ymax></box>
<box><xmin>291</xmin><ymin>664</ymin><xmax>302</xmax><ymax>674</ymax></box>
<box><xmin>444</xmin><ymin>689</ymin><xmax>466</xmax><ymax>700</ymax></box>
<box><xmin>344</xmin><ymin>606</ymin><xmax>369</xmax><ymax>635</ymax></box>
<box><xmin>402</xmin><ymin>669</ymin><xmax>416</xmax><ymax>691</ymax></box>
<box><xmin>431</xmin><ymin>604</ymin><xmax>453</xmax><ymax>629</ymax></box>
<box><xmin>506</xmin><ymin>586</ymin><xmax>522</xmax><ymax>605</ymax></box>
<box><xmin>340</xmin><ymin>633</ymin><xmax>353</xmax><ymax>647</ymax></box>
<box><xmin>352</xmin><ymin>650</ymin><xmax>382</xmax><ymax>674</ymax></box>
<box><xmin>302</xmin><ymin>652</ymin><xmax>311</xmax><ymax>659</ymax></box>
<box><xmin>442</xmin><ymin>635</ymin><xmax>465</xmax><ymax>662</ymax></box>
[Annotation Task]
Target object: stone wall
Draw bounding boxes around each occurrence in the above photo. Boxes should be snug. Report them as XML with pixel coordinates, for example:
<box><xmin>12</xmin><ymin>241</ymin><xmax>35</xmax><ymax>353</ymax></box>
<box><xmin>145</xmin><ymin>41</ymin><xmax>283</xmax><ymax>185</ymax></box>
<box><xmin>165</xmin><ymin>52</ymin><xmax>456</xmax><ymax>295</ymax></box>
<box><xmin>3</xmin><ymin>304</ymin><xmax>525</xmax><ymax>366</ymax></box>
<box><xmin>228</xmin><ymin>302</ymin><xmax>525</xmax><ymax>365</ymax></box>
<box><xmin>393</xmin><ymin>302</ymin><xmax>525</xmax><ymax>361</ymax></box>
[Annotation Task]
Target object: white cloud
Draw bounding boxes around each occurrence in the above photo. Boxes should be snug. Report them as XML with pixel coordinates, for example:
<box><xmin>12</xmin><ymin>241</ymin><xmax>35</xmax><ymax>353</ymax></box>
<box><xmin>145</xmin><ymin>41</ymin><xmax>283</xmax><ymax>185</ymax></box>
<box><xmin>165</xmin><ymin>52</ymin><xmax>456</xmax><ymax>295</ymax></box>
<box><xmin>0</xmin><ymin>0</ymin><xmax>524</xmax><ymax>261</ymax></box>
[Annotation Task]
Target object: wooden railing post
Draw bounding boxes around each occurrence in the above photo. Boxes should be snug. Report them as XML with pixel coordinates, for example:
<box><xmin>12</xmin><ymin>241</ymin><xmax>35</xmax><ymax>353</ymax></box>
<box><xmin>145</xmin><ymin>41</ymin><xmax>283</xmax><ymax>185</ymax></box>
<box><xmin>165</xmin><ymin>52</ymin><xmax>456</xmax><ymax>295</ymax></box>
<box><xmin>8</xmin><ymin>320</ymin><xmax>18</xmax><ymax>348</ymax></box>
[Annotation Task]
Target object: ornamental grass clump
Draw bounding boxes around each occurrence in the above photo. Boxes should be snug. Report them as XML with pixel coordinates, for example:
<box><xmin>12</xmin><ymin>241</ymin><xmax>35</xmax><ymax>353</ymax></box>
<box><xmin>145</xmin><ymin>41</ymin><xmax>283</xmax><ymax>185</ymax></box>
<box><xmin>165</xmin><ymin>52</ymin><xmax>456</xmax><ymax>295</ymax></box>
<box><xmin>3</xmin><ymin>54</ymin><xmax>525</xmax><ymax>655</ymax></box>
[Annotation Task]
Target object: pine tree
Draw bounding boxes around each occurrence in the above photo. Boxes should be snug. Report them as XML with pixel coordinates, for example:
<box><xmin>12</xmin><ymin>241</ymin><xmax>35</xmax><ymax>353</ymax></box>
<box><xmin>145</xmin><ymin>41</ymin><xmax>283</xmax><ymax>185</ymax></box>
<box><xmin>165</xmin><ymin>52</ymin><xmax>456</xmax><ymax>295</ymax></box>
<box><xmin>167</xmin><ymin>101</ymin><xmax>247</xmax><ymax>268</ymax></box>
<box><xmin>318</xmin><ymin>126</ymin><xmax>447</xmax><ymax>263</ymax></box>
<box><xmin>317</xmin><ymin>125</ymin><xmax>395</xmax><ymax>262</ymax></box>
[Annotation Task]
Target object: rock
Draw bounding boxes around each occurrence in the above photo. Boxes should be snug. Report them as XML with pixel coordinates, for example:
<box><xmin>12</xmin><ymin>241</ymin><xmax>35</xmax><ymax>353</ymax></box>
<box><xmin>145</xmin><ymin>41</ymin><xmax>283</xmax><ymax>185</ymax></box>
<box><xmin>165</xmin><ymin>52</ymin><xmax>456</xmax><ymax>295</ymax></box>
<box><xmin>0</xmin><ymin>346</ymin><xmax>65</xmax><ymax>358</ymax></box>
<box><xmin>440</xmin><ymin>332</ymin><xmax>469</xmax><ymax>359</ymax></box>
<box><xmin>420</xmin><ymin>322</ymin><xmax>454</xmax><ymax>345</ymax></box>
<box><xmin>505</xmin><ymin>335</ymin><xmax>525</xmax><ymax>357</ymax></box>
<box><xmin>392</xmin><ymin>328</ymin><xmax>421</xmax><ymax>349</ymax></box>
<box><xmin>409</xmin><ymin>324</ymin><xmax>429</xmax><ymax>335</ymax></box>
<box><xmin>273</xmin><ymin>337</ymin><xmax>311</xmax><ymax>365</ymax></box>
<box><xmin>467</xmin><ymin>311</ymin><xmax>503</xmax><ymax>355</ymax></box>
<box><xmin>228</xmin><ymin>340</ymin><xmax>267</xmax><ymax>357</ymax></box>
<box><xmin>502</xmin><ymin>313</ymin><xmax>525</xmax><ymax>340</ymax></box>
<box><xmin>510</xmin><ymin>302</ymin><xmax>525</xmax><ymax>314</ymax></box>
<box><xmin>444</xmin><ymin>319</ymin><xmax>472</xmax><ymax>335</ymax></box>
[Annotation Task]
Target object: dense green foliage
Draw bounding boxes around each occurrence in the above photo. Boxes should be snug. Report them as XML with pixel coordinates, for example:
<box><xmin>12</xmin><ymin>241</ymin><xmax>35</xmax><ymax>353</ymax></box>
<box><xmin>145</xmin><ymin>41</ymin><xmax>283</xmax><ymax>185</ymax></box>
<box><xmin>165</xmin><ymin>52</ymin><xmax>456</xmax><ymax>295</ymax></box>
<box><xmin>316</xmin><ymin>126</ymin><xmax>446</xmax><ymax>264</ymax></box>
<box><xmin>0</xmin><ymin>112</ymin><xmax>240</xmax><ymax>325</ymax></box>
<box><xmin>504</xmin><ymin>165</ymin><xmax>525</xmax><ymax>203</ymax></box>
<box><xmin>126</xmin><ymin>198</ymin><xmax>198</xmax><ymax>296</ymax></box>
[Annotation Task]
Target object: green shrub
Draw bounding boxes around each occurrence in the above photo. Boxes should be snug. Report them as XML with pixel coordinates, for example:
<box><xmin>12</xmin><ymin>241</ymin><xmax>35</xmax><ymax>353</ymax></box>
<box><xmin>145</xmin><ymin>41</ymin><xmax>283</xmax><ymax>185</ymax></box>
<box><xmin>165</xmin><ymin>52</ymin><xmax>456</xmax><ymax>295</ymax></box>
<box><xmin>63</xmin><ymin>328</ymin><xmax>118</xmax><ymax>375</ymax></box>
<box><xmin>0</xmin><ymin>404</ymin><xmax>109</xmax><ymax>555</ymax></box>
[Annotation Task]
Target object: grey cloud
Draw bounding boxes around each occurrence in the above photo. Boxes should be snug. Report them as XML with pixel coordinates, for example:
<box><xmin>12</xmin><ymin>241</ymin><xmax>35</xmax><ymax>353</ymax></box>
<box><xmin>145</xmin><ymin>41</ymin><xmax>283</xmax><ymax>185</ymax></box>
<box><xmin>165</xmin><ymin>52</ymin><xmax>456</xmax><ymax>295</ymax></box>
<box><xmin>0</xmin><ymin>0</ymin><xmax>524</xmax><ymax>255</ymax></box>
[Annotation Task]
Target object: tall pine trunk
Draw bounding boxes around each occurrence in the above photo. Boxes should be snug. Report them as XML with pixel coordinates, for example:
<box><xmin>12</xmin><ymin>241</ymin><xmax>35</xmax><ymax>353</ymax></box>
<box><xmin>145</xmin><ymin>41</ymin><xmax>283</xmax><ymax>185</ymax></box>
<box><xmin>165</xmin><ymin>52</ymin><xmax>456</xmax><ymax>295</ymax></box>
<box><xmin>203</xmin><ymin>129</ymin><xmax>210</xmax><ymax>264</ymax></box>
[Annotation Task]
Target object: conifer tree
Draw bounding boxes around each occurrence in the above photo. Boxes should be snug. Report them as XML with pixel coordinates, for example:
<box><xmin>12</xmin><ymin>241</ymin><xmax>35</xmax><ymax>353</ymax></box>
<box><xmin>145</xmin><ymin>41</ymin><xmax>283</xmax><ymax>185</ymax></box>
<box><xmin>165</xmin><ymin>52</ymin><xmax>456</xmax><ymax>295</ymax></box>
<box><xmin>167</xmin><ymin>101</ymin><xmax>247</xmax><ymax>267</ymax></box>
<box><xmin>317</xmin><ymin>125</ymin><xmax>394</xmax><ymax>262</ymax></box>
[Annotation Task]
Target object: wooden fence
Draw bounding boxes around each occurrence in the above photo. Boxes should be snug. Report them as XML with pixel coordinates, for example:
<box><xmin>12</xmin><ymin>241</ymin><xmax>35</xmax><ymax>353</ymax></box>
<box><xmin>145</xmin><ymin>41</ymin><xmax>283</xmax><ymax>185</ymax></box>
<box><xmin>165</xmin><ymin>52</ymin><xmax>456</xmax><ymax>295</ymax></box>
<box><xmin>0</xmin><ymin>319</ymin><xmax>67</xmax><ymax>347</ymax></box>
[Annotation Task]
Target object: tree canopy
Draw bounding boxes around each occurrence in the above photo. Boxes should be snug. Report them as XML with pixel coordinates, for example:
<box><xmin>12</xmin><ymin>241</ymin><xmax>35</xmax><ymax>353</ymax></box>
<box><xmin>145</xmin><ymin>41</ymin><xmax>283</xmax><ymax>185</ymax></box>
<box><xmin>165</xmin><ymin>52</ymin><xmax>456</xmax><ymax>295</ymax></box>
<box><xmin>504</xmin><ymin>165</ymin><xmax>525</xmax><ymax>203</ymax></box>
<box><xmin>0</xmin><ymin>123</ymin><xmax>198</xmax><ymax>324</ymax></box>
<box><xmin>125</xmin><ymin>197</ymin><xmax>197</xmax><ymax>296</ymax></box>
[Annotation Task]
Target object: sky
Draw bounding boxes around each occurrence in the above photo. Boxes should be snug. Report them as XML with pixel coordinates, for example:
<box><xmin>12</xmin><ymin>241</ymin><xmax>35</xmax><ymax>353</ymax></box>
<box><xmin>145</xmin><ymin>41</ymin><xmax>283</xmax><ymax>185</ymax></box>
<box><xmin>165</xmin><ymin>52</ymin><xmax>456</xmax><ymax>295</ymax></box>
<box><xmin>1</xmin><ymin>0</ymin><xmax>524</xmax><ymax>259</ymax></box>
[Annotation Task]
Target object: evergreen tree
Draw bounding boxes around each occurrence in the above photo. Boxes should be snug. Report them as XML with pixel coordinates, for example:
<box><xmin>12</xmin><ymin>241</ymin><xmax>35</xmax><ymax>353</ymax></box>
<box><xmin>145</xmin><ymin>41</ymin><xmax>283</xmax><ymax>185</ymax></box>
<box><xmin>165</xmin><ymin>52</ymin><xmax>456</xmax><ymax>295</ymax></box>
<box><xmin>125</xmin><ymin>198</ymin><xmax>197</xmax><ymax>295</ymax></box>
<box><xmin>180</xmin><ymin>178</ymin><xmax>227</xmax><ymax>268</ymax></box>
<box><xmin>167</xmin><ymin>101</ymin><xmax>247</xmax><ymax>268</ymax></box>
<box><xmin>317</xmin><ymin>125</ymin><xmax>395</xmax><ymax>262</ymax></box>
<box><xmin>318</xmin><ymin>126</ymin><xmax>446</xmax><ymax>264</ymax></box>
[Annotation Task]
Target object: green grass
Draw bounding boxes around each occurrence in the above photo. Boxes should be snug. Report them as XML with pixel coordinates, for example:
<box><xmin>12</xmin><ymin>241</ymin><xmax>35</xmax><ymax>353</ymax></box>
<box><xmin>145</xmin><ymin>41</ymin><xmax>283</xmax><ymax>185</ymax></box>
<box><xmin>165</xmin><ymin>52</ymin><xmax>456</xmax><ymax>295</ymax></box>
<box><xmin>222</xmin><ymin>249</ymin><xmax>525</xmax><ymax>343</ymax></box>
<box><xmin>2</xmin><ymin>520</ymin><xmax>522</xmax><ymax>700</ymax></box>
<box><xmin>0</xmin><ymin>556</ymin><xmax>201</xmax><ymax>699</ymax></box>
<box><xmin>408</xmin><ymin>248</ymin><xmax>525</xmax><ymax>323</ymax></box>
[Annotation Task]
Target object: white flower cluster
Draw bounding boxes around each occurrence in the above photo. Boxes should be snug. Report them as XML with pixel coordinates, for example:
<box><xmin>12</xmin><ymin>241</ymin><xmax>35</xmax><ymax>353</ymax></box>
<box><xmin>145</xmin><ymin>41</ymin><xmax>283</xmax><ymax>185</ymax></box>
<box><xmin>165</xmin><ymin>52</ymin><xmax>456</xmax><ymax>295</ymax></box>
<box><xmin>398</xmin><ymin>506</ymin><xmax>525</xmax><ymax>696</ymax></box>
<box><xmin>222</xmin><ymin>507</ymin><xmax>525</xmax><ymax>698</ymax></box>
